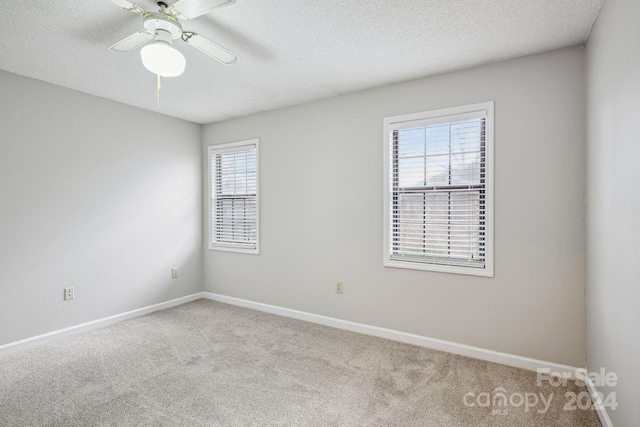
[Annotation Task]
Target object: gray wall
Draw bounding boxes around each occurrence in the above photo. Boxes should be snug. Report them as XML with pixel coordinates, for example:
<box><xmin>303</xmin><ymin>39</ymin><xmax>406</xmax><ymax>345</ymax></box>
<box><xmin>0</xmin><ymin>70</ymin><xmax>203</xmax><ymax>345</ymax></box>
<box><xmin>586</xmin><ymin>0</ymin><xmax>640</xmax><ymax>424</ymax></box>
<box><xmin>203</xmin><ymin>47</ymin><xmax>587</xmax><ymax>367</ymax></box>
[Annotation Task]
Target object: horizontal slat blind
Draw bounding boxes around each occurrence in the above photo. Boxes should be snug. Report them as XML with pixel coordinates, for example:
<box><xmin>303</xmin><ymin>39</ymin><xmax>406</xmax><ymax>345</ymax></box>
<box><xmin>211</xmin><ymin>144</ymin><xmax>257</xmax><ymax>250</ymax></box>
<box><xmin>390</xmin><ymin>116</ymin><xmax>486</xmax><ymax>268</ymax></box>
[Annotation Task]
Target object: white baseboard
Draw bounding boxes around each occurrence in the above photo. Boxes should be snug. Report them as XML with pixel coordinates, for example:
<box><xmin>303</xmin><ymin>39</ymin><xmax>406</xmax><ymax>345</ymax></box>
<box><xmin>584</xmin><ymin>372</ymin><xmax>614</xmax><ymax>427</ymax></box>
<box><xmin>0</xmin><ymin>292</ymin><xmax>205</xmax><ymax>355</ymax></box>
<box><xmin>202</xmin><ymin>292</ymin><xmax>582</xmax><ymax>379</ymax></box>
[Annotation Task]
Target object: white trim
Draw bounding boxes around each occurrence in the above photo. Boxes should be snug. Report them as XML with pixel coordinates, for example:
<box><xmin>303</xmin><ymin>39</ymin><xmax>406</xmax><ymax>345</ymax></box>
<box><xmin>388</xmin><ymin>111</ymin><xmax>488</xmax><ymax>132</ymax></box>
<box><xmin>207</xmin><ymin>139</ymin><xmax>258</xmax><ymax>153</ymax></box>
<box><xmin>0</xmin><ymin>292</ymin><xmax>205</xmax><ymax>355</ymax></box>
<box><xmin>584</xmin><ymin>371</ymin><xmax>614</xmax><ymax>427</ymax></box>
<box><xmin>208</xmin><ymin>245</ymin><xmax>261</xmax><ymax>255</ymax></box>
<box><xmin>382</xmin><ymin>101</ymin><xmax>494</xmax><ymax>277</ymax></box>
<box><xmin>384</xmin><ymin>259</ymin><xmax>493</xmax><ymax>277</ymax></box>
<box><xmin>202</xmin><ymin>292</ymin><xmax>580</xmax><ymax>378</ymax></box>
<box><xmin>384</xmin><ymin>102</ymin><xmax>493</xmax><ymax>125</ymax></box>
<box><xmin>207</xmin><ymin>139</ymin><xmax>260</xmax><ymax>255</ymax></box>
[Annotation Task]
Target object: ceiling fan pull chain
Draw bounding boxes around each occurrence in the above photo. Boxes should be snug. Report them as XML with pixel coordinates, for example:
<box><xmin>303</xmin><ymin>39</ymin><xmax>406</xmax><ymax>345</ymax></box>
<box><xmin>156</xmin><ymin>74</ymin><xmax>162</xmax><ymax>109</ymax></box>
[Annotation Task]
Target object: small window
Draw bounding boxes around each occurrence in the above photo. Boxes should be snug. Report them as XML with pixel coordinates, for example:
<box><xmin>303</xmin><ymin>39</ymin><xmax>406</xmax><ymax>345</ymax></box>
<box><xmin>383</xmin><ymin>103</ymin><xmax>494</xmax><ymax>276</ymax></box>
<box><xmin>209</xmin><ymin>140</ymin><xmax>259</xmax><ymax>254</ymax></box>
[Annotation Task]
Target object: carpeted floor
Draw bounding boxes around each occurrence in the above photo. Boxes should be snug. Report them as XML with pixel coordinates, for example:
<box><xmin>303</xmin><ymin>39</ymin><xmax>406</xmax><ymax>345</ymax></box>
<box><xmin>0</xmin><ymin>299</ymin><xmax>601</xmax><ymax>426</ymax></box>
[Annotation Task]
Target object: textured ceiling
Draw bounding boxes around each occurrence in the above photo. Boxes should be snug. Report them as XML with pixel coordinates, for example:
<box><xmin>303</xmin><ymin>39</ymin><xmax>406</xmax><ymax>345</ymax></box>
<box><xmin>1</xmin><ymin>0</ymin><xmax>602</xmax><ymax>124</ymax></box>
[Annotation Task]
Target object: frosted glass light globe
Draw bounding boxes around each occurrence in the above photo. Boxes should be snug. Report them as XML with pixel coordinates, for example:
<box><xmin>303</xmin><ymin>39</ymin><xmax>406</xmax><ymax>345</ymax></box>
<box><xmin>141</xmin><ymin>42</ymin><xmax>185</xmax><ymax>77</ymax></box>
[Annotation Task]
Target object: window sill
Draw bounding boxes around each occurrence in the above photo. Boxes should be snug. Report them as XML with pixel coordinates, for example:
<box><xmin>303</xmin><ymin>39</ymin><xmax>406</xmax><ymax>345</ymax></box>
<box><xmin>384</xmin><ymin>259</ymin><xmax>493</xmax><ymax>277</ymax></box>
<box><xmin>209</xmin><ymin>245</ymin><xmax>260</xmax><ymax>255</ymax></box>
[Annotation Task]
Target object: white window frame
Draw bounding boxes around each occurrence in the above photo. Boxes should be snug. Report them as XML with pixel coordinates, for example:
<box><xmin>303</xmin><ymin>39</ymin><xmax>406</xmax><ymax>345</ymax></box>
<box><xmin>208</xmin><ymin>139</ymin><xmax>260</xmax><ymax>255</ymax></box>
<box><xmin>382</xmin><ymin>102</ymin><xmax>494</xmax><ymax>277</ymax></box>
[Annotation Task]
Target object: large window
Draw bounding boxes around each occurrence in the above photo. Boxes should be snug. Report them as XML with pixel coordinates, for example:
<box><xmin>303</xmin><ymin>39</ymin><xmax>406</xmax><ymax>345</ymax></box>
<box><xmin>209</xmin><ymin>140</ymin><xmax>259</xmax><ymax>254</ymax></box>
<box><xmin>383</xmin><ymin>103</ymin><xmax>493</xmax><ymax>276</ymax></box>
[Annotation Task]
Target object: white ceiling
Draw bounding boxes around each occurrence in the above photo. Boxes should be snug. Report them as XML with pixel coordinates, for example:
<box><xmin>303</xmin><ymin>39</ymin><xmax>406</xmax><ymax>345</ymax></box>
<box><xmin>1</xmin><ymin>0</ymin><xmax>602</xmax><ymax>124</ymax></box>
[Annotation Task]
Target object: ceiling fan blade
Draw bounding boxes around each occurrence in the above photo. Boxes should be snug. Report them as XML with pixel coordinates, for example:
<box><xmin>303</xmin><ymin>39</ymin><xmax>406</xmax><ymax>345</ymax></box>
<box><xmin>108</xmin><ymin>30</ymin><xmax>154</xmax><ymax>53</ymax></box>
<box><xmin>107</xmin><ymin>0</ymin><xmax>145</xmax><ymax>14</ymax></box>
<box><xmin>182</xmin><ymin>32</ymin><xmax>239</xmax><ymax>65</ymax></box>
<box><xmin>170</xmin><ymin>0</ymin><xmax>235</xmax><ymax>20</ymax></box>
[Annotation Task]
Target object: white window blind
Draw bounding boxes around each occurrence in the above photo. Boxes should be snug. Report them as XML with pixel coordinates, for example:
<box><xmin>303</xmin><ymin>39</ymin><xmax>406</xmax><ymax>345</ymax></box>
<box><xmin>209</xmin><ymin>140</ymin><xmax>259</xmax><ymax>253</ymax></box>
<box><xmin>383</xmin><ymin>103</ymin><xmax>493</xmax><ymax>276</ymax></box>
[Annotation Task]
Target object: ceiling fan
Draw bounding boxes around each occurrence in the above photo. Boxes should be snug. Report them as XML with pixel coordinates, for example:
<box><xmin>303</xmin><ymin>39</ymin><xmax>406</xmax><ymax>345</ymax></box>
<box><xmin>107</xmin><ymin>0</ymin><xmax>239</xmax><ymax>77</ymax></box>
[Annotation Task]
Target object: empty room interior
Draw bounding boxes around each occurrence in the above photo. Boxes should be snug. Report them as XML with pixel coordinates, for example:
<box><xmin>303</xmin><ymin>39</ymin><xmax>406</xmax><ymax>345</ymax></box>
<box><xmin>0</xmin><ymin>0</ymin><xmax>638</xmax><ymax>426</ymax></box>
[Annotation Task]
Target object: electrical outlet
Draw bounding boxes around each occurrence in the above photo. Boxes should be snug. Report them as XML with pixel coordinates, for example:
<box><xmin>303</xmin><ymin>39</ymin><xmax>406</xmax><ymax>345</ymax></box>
<box><xmin>171</xmin><ymin>268</ymin><xmax>179</xmax><ymax>279</ymax></box>
<box><xmin>336</xmin><ymin>282</ymin><xmax>343</xmax><ymax>294</ymax></box>
<box><xmin>64</xmin><ymin>287</ymin><xmax>74</xmax><ymax>301</ymax></box>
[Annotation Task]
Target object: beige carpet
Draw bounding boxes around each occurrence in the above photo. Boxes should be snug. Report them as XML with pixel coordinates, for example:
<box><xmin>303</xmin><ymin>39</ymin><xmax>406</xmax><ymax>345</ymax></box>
<box><xmin>0</xmin><ymin>299</ymin><xmax>601</xmax><ymax>426</ymax></box>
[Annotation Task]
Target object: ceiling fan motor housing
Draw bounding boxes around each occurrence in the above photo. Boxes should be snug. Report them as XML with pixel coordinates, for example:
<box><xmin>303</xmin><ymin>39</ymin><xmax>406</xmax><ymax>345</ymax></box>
<box><xmin>143</xmin><ymin>12</ymin><xmax>183</xmax><ymax>44</ymax></box>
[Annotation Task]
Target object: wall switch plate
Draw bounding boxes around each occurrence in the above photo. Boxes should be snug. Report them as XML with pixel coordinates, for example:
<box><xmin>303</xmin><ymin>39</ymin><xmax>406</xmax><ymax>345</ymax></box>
<box><xmin>336</xmin><ymin>282</ymin><xmax>343</xmax><ymax>294</ymax></box>
<box><xmin>171</xmin><ymin>268</ymin><xmax>179</xmax><ymax>279</ymax></box>
<box><xmin>64</xmin><ymin>287</ymin><xmax>74</xmax><ymax>301</ymax></box>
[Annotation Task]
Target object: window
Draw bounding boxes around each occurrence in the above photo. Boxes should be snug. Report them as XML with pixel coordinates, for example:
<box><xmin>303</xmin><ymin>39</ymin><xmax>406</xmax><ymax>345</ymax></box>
<box><xmin>383</xmin><ymin>102</ymin><xmax>493</xmax><ymax>276</ymax></box>
<box><xmin>209</xmin><ymin>140</ymin><xmax>259</xmax><ymax>254</ymax></box>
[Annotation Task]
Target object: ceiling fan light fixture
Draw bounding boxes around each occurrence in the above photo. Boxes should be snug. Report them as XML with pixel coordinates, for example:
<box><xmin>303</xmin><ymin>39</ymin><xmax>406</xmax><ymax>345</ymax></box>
<box><xmin>141</xmin><ymin>30</ymin><xmax>185</xmax><ymax>77</ymax></box>
<box><xmin>108</xmin><ymin>0</ymin><xmax>240</xmax><ymax>78</ymax></box>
